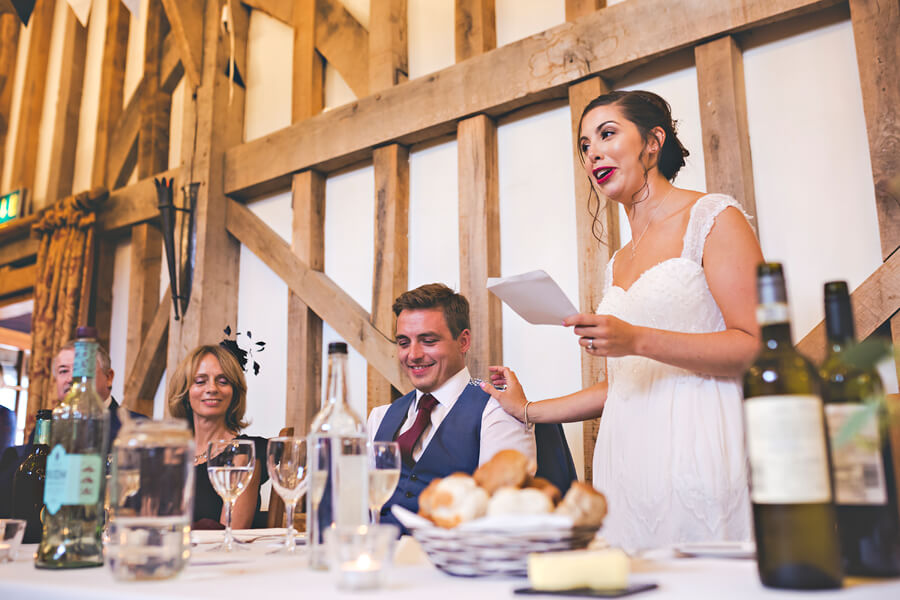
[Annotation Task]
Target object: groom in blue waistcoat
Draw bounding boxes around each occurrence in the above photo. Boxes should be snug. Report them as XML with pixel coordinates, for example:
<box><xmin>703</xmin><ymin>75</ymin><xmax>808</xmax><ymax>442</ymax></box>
<box><xmin>367</xmin><ymin>284</ymin><xmax>537</xmax><ymax>530</ymax></box>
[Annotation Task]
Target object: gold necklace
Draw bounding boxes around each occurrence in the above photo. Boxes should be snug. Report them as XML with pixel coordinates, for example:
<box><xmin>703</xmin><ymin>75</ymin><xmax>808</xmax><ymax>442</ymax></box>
<box><xmin>630</xmin><ymin>187</ymin><xmax>675</xmax><ymax>258</ymax></box>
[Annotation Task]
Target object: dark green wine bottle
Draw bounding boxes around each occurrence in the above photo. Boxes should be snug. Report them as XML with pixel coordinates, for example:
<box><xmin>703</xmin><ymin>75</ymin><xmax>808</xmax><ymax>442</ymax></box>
<box><xmin>12</xmin><ymin>409</ymin><xmax>53</xmax><ymax>543</ymax></box>
<box><xmin>820</xmin><ymin>281</ymin><xmax>900</xmax><ymax>576</ymax></box>
<box><xmin>742</xmin><ymin>263</ymin><xmax>843</xmax><ymax>589</ymax></box>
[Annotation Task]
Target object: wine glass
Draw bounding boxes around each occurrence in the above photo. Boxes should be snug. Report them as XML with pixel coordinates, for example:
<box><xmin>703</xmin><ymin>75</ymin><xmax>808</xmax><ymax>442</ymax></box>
<box><xmin>368</xmin><ymin>441</ymin><xmax>401</xmax><ymax>524</ymax></box>
<box><xmin>266</xmin><ymin>437</ymin><xmax>308</xmax><ymax>554</ymax></box>
<box><xmin>206</xmin><ymin>439</ymin><xmax>256</xmax><ymax>552</ymax></box>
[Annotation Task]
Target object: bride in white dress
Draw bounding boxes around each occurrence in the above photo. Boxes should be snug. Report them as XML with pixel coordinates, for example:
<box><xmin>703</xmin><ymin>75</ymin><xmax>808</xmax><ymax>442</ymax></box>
<box><xmin>482</xmin><ymin>90</ymin><xmax>764</xmax><ymax>552</ymax></box>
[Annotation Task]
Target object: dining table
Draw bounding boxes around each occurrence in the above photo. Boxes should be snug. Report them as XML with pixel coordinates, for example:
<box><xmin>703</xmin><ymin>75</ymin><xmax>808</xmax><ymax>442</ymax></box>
<box><xmin>1</xmin><ymin>535</ymin><xmax>899</xmax><ymax>600</ymax></box>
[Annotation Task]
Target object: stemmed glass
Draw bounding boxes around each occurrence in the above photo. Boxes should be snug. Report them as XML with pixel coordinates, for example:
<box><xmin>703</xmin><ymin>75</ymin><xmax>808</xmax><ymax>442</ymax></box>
<box><xmin>368</xmin><ymin>441</ymin><xmax>401</xmax><ymax>524</ymax></box>
<box><xmin>266</xmin><ymin>437</ymin><xmax>308</xmax><ymax>554</ymax></box>
<box><xmin>207</xmin><ymin>439</ymin><xmax>256</xmax><ymax>552</ymax></box>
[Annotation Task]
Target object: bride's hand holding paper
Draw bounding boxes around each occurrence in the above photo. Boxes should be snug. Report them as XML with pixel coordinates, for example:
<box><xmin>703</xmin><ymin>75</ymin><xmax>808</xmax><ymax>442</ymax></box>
<box><xmin>564</xmin><ymin>313</ymin><xmax>642</xmax><ymax>357</ymax></box>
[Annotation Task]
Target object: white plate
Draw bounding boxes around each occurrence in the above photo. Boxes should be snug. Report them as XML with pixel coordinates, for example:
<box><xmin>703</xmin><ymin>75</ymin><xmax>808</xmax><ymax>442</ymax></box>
<box><xmin>673</xmin><ymin>541</ymin><xmax>755</xmax><ymax>559</ymax></box>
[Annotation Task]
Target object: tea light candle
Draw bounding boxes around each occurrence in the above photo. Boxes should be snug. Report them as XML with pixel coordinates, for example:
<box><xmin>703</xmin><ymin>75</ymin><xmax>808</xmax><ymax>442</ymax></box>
<box><xmin>339</xmin><ymin>552</ymin><xmax>382</xmax><ymax>590</ymax></box>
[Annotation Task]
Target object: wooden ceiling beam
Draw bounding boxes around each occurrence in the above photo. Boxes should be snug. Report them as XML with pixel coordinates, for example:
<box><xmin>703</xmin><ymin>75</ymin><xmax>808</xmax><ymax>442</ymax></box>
<box><xmin>97</xmin><ymin>166</ymin><xmax>181</xmax><ymax>233</ymax></box>
<box><xmin>224</xmin><ymin>0</ymin><xmax>837</xmax><ymax>198</ymax></box>
<box><xmin>0</xmin><ymin>236</ymin><xmax>37</xmax><ymax>267</ymax></box>
<box><xmin>225</xmin><ymin>197</ymin><xmax>410</xmax><ymax>393</ymax></box>
<box><xmin>0</xmin><ymin>326</ymin><xmax>30</xmax><ymax>350</ymax></box>
<box><xmin>797</xmin><ymin>251</ymin><xmax>900</xmax><ymax>365</ymax></box>
<box><xmin>316</xmin><ymin>0</ymin><xmax>369</xmax><ymax>98</ymax></box>
<box><xmin>160</xmin><ymin>0</ymin><xmax>203</xmax><ymax>90</ymax></box>
<box><xmin>0</xmin><ymin>263</ymin><xmax>36</xmax><ymax>298</ymax></box>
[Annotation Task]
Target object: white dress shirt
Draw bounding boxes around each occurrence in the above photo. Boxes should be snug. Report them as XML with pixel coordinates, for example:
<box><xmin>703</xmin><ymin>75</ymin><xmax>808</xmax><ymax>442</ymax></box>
<box><xmin>367</xmin><ymin>367</ymin><xmax>536</xmax><ymax>467</ymax></box>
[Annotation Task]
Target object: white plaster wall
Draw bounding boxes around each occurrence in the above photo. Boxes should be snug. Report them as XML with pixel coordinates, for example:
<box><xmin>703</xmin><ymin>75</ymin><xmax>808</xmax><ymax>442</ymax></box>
<box><xmin>495</xmin><ymin>0</ymin><xmax>565</xmax><ymax>47</ymax></box>
<box><xmin>408</xmin><ymin>0</ymin><xmax>453</xmax><ymax>78</ymax></box>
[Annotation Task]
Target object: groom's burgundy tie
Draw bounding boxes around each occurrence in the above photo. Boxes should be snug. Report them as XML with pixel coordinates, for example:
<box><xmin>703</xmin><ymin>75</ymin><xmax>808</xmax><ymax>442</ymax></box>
<box><xmin>396</xmin><ymin>394</ymin><xmax>438</xmax><ymax>466</ymax></box>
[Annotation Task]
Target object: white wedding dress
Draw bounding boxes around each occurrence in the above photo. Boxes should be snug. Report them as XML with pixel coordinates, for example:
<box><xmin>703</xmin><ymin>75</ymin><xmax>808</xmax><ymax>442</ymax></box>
<box><xmin>592</xmin><ymin>194</ymin><xmax>753</xmax><ymax>552</ymax></box>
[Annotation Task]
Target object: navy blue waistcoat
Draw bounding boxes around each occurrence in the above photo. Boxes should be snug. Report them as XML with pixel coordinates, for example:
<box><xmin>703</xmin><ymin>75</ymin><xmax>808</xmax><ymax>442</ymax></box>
<box><xmin>374</xmin><ymin>384</ymin><xmax>488</xmax><ymax>531</ymax></box>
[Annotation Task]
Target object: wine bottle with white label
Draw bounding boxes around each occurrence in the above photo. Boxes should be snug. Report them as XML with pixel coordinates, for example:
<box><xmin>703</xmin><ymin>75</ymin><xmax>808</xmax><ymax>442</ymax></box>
<box><xmin>35</xmin><ymin>327</ymin><xmax>110</xmax><ymax>569</ymax></box>
<box><xmin>820</xmin><ymin>281</ymin><xmax>900</xmax><ymax>576</ymax></box>
<box><xmin>742</xmin><ymin>263</ymin><xmax>842</xmax><ymax>589</ymax></box>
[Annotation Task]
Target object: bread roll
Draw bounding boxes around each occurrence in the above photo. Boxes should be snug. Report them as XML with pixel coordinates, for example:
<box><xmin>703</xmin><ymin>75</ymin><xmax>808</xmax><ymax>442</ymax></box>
<box><xmin>473</xmin><ymin>449</ymin><xmax>535</xmax><ymax>495</ymax></box>
<box><xmin>418</xmin><ymin>473</ymin><xmax>489</xmax><ymax>528</ymax></box>
<box><xmin>525</xmin><ymin>476</ymin><xmax>562</xmax><ymax>505</ymax></box>
<box><xmin>554</xmin><ymin>482</ymin><xmax>608</xmax><ymax>527</ymax></box>
<box><xmin>487</xmin><ymin>487</ymin><xmax>554</xmax><ymax>516</ymax></box>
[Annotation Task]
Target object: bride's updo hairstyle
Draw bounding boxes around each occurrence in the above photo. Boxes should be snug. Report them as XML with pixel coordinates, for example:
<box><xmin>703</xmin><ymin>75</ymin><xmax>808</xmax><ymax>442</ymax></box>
<box><xmin>578</xmin><ymin>90</ymin><xmax>689</xmax><ymax>181</ymax></box>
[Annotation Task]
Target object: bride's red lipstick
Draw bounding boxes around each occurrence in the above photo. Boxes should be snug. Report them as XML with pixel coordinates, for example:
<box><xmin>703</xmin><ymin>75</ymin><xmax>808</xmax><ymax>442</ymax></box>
<box><xmin>593</xmin><ymin>166</ymin><xmax>616</xmax><ymax>184</ymax></box>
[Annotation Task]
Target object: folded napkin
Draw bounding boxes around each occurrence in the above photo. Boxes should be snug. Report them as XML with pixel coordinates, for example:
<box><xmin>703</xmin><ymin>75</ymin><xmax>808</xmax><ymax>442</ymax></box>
<box><xmin>191</xmin><ymin>528</ymin><xmax>289</xmax><ymax>544</ymax></box>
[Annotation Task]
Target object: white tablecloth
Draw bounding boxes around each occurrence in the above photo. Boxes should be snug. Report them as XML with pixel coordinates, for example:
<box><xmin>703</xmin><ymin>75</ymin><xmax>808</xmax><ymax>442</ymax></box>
<box><xmin>2</xmin><ymin>541</ymin><xmax>899</xmax><ymax>600</ymax></box>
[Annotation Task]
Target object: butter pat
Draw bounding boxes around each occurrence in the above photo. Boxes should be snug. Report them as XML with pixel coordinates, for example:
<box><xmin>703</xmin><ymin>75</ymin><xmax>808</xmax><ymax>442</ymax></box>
<box><xmin>528</xmin><ymin>548</ymin><xmax>629</xmax><ymax>591</ymax></box>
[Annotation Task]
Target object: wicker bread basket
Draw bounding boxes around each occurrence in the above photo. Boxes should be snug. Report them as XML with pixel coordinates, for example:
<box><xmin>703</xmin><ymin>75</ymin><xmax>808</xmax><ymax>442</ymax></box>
<box><xmin>392</xmin><ymin>506</ymin><xmax>600</xmax><ymax>577</ymax></box>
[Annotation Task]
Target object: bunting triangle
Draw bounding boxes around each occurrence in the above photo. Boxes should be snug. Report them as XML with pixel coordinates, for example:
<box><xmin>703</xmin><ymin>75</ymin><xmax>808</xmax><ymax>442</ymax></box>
<box><xmin>65</xmin><ymin>0</ymin><xmax>91</xmax><ymax>26</ymax></box>
<box><xmin>120</xmin><ymin>0</ymin><xmax>140</xmax><ymax>21</ymax></box>
<box><xmin>1</xmin><ymin>0</ymin><xmax>37</xmax><ymax>27</ymax></box>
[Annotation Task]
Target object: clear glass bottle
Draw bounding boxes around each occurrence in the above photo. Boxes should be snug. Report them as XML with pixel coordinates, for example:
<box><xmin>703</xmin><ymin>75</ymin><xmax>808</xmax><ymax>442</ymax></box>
<box><xmin>820</xmin><ymin>281</ymin><xmax>900</xmax><ymax>576</ymax></box>
<box><xmin>36</xmin><ymin>327</ymin><xmax>110</xmax><ymax>569</ymax></box>
<box><xmin>307</xmin><ymin>342</ymin><xmax>368</xmax><ymax>570</ymax></box>
<box><xmin>13</xmin><ymin>409</ymin><xmax>53</xmax><ymax>543</ymax></box>
<box><xmin>742</xmin><ymin>263</ymin><xmax>842</xmax><ymax>589</ymax></box>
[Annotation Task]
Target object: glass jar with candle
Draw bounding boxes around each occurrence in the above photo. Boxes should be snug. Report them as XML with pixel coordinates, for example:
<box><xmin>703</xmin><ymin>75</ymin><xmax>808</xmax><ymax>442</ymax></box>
<box><xmin>325</xmin><ymin>524</ymin><xmax>399</xmax><ymax>591</ymax></box>
<box><xmin>106</xmin><ymin>420</ymin><xmax>195</xmax><ymax>581</ymax></box>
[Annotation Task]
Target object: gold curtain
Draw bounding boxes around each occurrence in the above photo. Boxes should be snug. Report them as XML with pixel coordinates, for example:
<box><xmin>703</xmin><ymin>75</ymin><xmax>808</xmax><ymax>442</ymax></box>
<box><xmin>27</xmin><ymin>188</ymin><xmax>108</xmax><ymax>415</ymax></box>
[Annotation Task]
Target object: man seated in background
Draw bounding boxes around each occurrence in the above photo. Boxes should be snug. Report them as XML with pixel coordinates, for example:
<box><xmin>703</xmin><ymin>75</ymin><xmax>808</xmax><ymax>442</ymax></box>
<box><xmin>0</xmin><ymin>340</ymin><xmax>144</xmax><ymax>517</ymax></box>
<box><xmin>45</xmin><ymin>340</ymin><xmax>144</xmax><ymax>446</ymax></box>
<box><xmin>367</xmin><ymin>283</ymin><xmax>537</xmax><ymax>529</ymax></box>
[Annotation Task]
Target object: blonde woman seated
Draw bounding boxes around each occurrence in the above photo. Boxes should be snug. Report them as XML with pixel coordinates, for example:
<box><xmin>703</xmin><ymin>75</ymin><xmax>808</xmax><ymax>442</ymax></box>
<box><xmin>168</xmin><ymin>345</ymin><xmax>268</xmax><ymax>529</ymax></box>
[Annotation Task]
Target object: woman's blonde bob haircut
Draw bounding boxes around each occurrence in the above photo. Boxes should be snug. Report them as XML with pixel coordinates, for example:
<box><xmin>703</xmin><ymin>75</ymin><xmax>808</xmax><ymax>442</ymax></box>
<box><xmin>167</xmin><ymin>345</ymin><xmax>249</xmax><ymax>432</ymax></box>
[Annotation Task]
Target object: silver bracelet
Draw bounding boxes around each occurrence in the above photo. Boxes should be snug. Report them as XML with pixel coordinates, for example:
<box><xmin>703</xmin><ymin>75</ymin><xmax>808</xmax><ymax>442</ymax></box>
<box><xmin>523</xmin><ymin>400</ymin><xmax>534</xmax><ymax>432</ymax></box>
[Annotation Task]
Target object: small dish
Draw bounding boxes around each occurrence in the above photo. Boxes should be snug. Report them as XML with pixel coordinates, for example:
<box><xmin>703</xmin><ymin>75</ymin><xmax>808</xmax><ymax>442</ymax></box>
<box><xmin>673</xmin><ymin>541</ymin><xmax>755</xmax><ymax>559</ymax></box>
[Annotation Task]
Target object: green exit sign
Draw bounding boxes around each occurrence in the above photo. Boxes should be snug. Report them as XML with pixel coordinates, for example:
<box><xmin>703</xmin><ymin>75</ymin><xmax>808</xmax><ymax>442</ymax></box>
<box><xmin>0</xmin><ymin>190</ymin><xmax>23</xmax><ymax>225</ymax></box>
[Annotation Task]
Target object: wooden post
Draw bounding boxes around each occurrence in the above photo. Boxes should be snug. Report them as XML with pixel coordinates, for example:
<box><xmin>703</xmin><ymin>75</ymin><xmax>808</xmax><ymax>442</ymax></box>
<box><xmin>369</xmin><ymin>0</ymin><xmax>407</xmax><ymax>89</ymax></box>
<box><xmin>292</xmin><ymin>0</ymin><xmax>323</xmax><ymax>120</ymax></box>
<box><xmin>457</xmin><ymin>114</ymin><xmax>501</xmax><ymax>380</ymax></box>
<box><xmin>287</xmin><ymin>171</ymin><xmax>325</xmax><ymax>436</ymax></box>
<box><xmin>568</xmin><ymin>76</ymin><xmax>618</xmax><ymax>483</ymax></box>
<box><xmin>138</xmin><ymin>0</ymin><xmax>172</xmax><ymax>180</ymax></box>
<box><xmin>8</xmin><ymin>0</ymin><xmax>56</xmax><ymax>208</ymax></box>
<box><xmin>565</xmin><ymin>0</ymin><xmax>605</xmax><ymax>20</ymax></box>
<box><xmin>695</xmin><ymin>35</ymin><xmax>757</xmax><ymax>231</ymax></box>
<box><xmin>91</xmin><ymin>0</ymin><xmax>129</xmax><ymax>189</ymax></box>
<box><xmin>44</xmin><ymin>8</ymin><xmax>87</xmax><ymax>201</ymax></box>
<box><xmin>124</xmin><ymin>223</ymin><xmax>162</xmax><ymax>413</ymax></box>
<box><xmin>849</xmin><ymin>0</ymin><xmax>900</xmax><ymax>382</ymax></box>
<box><xmin>0</xmin><ymin>14</ymin><xmax>20</xmax><ymax>178</ymax></box>
<box><xmin>368</xmin><ymin>0</ymin><xmax>409</xmax><ymax>413</ymax></box>
<box><xmin>849</xmin><ymin>0</ymin><xmax>900</xmax><ymax>261</ymax></box>
<box><xmin>368</xmin><ymin>144</ymin><xmax>408</xmax><ymax>414</ymax></box>
<box><xmin>455</xmin><ymin>0</ymin><xmax>494</xmax><ymax>63</ymax></box>
<box><xmin>166</xmin><ymin>0</ymin><xmax>247</xmax><ymax>370</ymax></box>
<box><xmin>285</xmin><ymin>0</ymin><xmax>326</xmax><ymax>436</ymax></box>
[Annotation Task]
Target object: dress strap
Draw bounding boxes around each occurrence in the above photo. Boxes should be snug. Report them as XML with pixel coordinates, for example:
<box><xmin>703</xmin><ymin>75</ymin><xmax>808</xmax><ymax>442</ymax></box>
<box><xmin>680</xmin><ymin>194</ymin><xmax>751</xmax><ymax>264</ymax></box>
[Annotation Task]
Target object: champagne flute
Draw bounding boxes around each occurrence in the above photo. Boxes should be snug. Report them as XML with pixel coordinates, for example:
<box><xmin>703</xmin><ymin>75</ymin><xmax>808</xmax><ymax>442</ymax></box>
<box><xmin>368</xmin><ymin>441</ymin><xmax>401</xmax><ymax>524</ymax></box>
<box><xmin>266</xmin><ymin>437</ymin><xmax>308</xmax><ymax>554</ymax></box>
<box><xmin>207</xmin><ymin>439</ymin><xmax>256</xmax><ymax>552</ymax></box>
